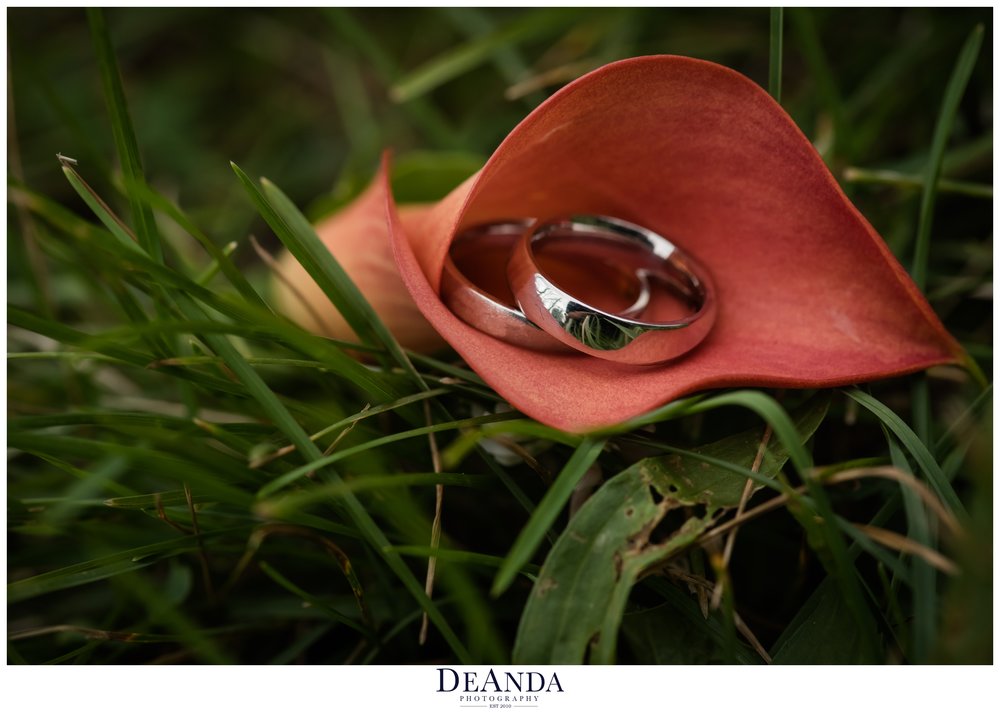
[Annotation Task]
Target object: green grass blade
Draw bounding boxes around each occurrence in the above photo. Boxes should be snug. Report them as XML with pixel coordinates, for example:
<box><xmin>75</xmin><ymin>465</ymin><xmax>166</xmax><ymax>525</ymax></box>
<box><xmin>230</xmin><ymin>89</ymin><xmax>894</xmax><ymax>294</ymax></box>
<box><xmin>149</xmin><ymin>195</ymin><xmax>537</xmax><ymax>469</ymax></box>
<box><xmin>934</xmin><ymin>383</ymin><xmax>992</xmax><ymax>457</ymax></box>
<box><xmin>323</xmin><ymin>8</ymin><xmax>459</xmax><ymax>148</ymax></box>
<box><xmin>59</xmin><ymin>165</ymin><xmax>140</xmax><ymax>252</ymax></box>
<box><xmin>257</xmin><ymin>411</ymin><xmax>519</xmax><ymax>499</ymax></box>
<box><xmin>38</xmin><ymin>454</ymin><xmax>130</xmax><ymax>528</ymax></box>
<box><xmin>257</xmin><ymin>175</ymin><xmax>425</xmax><ymax>387</ymax></box>
<box><xmin>117</xmin><ymin>570</ymin><xmax>231</xmax><ymax>663</ymax></box>
<box><xmin>492</xmin><ymin>438</ymin><xmax>606</xmax><ymax>597</ymax></box>
<box><xmin>913</xmin><ymin>376</ymin><xmax>932</xmax><ymax>445</ymax></box>
<box><xmin>910</xmin><ymin>24</ymin><xmax>984</xmax><ymax>291</ymax></box>
<box><xmin>138</xmin><ymin>184</ymin><xmax>270</xmax><ymax>311</ymax></box>
<box><xmin>388</xmin><ymin>546</ymin><xmax>541</xmax><ymax>577</ymax></box>
<box><xmin>769</xmin><ymin>7</ymin><xmax>784</xmax><ymax>102</ymax></box>
<box><xmin>886</xmin><ymin>433</ymin><xmax>936</xmax><ymax>662</ymax></box>
<box><xmin>389</xmin><ymin>8</ymin><xmax>575</xmax><ymax>102</ymax></box>
<box><xmin>10</xmin><ymin>308</ymin><xmax>266</xmax><ymax>396</ymax></box>
<box><xmin>835</xmin><ymin>517</ymin><xmax>911</xmax><ymax>585</ymax></box>
<box><xmin>257</xmin><ymin>473</ymin><xmax>488</xmax><ymax>519</ymax></box>
<box><xmin>87</xmin><ymin>8</ymin><xmax>161</xmax><ymax>261</ymax></box>
<box><xmin>9</xmin><ymin>306</ymin><xmax>148</xmax><ymax>367</ymax></box>
<box><xmin>846</xmin><ymin>389</ymin><xmax>967</xmax><ymax>518</ymax></box>
<box><xmin>167</xmin><ymin>290</ymin><xmax>473</xmax><ymax>662</ymax></box>
<box><xmin>598</xmin><ymin>393</ymin><xmax>707</xmax><ymax>433</ymax></box>
<box><xmin>789</xmin><ymin>7</ymin><xmax>846</xmax><ymax>160</ymax></box>
<box><xmin>7</xmin><ymin>529</ymin><xmax>244</xmax><ymax>603</ymax></box>
<box><xmin>230</xmin><ymin>164</ymin><xmax>379</xmax><ymax>346</ymax></box>
<box><xmin>684</xmin><ymin>390</ymin><xmax>880</xmax><ymax>659</ymax></box>
<box><xmin>18</xmin><ymin>178</ymin><xmax>400</xmax><ymax>399</ymax></box>
<box><xmin>843</xmin><ymin>167</ymin><xmax>992</xmax><ymax>199</ymax></box>
<box><xmin>231</xmin><ymin>163</ymin><xmax>424</xmax><ymax>386</ymax></box>
<box><xmin>10</xmin><ymin>431</ymin><xmax>261</xmax><ymax>498</ymax></box>
<box><xmin>257</xmin><ymin>562</ymin><xmax>373</xmax><ymax>638</ymax></box>
<box><xmin>686</xmin><ymin>391</ymin><xmax>813</xmax><ymax>476</ymax></box>
<box><xmin>439</xmin><ymin>7</ymin><xmax>541</xmax><ymax>106</ymax></box>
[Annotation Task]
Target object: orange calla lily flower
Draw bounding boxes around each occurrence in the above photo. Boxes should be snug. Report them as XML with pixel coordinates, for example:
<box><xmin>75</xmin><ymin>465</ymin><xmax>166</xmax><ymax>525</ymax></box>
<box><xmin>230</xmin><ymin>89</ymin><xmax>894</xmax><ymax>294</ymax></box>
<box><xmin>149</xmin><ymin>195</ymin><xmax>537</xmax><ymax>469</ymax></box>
<box><xmin>280</xmin><ymin>56</ymin><xmax>963</xmax><ymax>433</ymax></box>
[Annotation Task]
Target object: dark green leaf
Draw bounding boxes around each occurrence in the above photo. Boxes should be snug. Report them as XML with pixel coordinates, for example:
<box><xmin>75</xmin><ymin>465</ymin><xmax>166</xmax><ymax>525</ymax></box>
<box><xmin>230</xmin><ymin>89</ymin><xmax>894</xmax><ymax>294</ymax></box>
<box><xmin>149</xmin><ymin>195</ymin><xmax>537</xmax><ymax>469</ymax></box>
<box><xmin>512</xmin><ymin>396</ymin><xmax>828</xmax><ymax>664</ymax></box>
<box><xmin>771</xmin><ymin>578</ymin><xmax>881</xmax><ymax>664</ymax></box>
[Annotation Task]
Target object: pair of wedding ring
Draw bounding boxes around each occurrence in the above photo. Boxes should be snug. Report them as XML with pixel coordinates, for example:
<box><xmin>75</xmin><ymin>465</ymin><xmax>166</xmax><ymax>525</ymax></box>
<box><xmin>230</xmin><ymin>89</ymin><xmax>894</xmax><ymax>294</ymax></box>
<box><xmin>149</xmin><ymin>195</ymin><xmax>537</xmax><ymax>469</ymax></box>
<box><xmin>439</xmin><ymin>216</ymin><xmax>716</xmax><ymax>365</ymax></box>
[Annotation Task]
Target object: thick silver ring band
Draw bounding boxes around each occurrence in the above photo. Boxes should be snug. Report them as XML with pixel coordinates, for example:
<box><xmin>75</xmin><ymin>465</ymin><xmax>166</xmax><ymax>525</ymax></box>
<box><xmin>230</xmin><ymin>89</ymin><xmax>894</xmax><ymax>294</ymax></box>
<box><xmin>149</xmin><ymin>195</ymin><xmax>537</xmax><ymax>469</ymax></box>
<box><xmin>507</xmin><ymin>215</ymin><xmax>717</xmax><ymax>364</ymax></box>
<box><xmin>440</xmin><ymin>221</ymin><xmax>651</xmax><ymax>352</ymax></box>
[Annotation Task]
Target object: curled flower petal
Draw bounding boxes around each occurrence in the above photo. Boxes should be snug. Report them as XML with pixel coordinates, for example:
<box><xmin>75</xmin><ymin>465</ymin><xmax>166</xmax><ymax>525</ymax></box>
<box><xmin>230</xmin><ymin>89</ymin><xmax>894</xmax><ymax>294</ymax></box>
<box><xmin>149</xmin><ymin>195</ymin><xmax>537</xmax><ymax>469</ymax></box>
<box><xmin>384</xmin><ymin>55</ymin><xmax>962</xmax><ymax>433</ymax></box>
<box><xmin>274</xmin><ymin>181</ymin><xmax>446</xmax><ymax>354</ymax></box>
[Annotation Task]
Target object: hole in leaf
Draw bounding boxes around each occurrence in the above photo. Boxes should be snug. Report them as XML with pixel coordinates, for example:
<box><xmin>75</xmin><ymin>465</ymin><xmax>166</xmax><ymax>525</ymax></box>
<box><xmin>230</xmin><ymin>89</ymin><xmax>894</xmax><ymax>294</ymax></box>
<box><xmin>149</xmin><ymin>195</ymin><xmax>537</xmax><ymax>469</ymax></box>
<box><xmin>647</xmin><ymin>503</ymin><xmax>710</xmax><ymax>545</ymax></box>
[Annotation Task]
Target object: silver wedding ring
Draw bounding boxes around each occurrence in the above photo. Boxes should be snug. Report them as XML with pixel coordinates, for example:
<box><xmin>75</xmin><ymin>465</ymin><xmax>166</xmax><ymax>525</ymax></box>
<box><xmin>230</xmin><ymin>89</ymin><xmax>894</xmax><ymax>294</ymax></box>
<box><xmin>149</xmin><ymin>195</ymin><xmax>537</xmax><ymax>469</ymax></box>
<box><xmin>440</xmin><ymin>221</ymin><xmax>651</xmax><ymax>351</ymax></box>
<box><xmin>439</xmin><ymin>215</ymin><xmax>716</xmax><ymax>363</ymax></box>
<box><xmin>440</xmin><ymin>222</ymin><xmax>566</xmax><ymax>351</ymax></box>
<box><xmin>507</xmin><ymin>216</ymin><xmax>716</xmax><ymax>364</ymax></box>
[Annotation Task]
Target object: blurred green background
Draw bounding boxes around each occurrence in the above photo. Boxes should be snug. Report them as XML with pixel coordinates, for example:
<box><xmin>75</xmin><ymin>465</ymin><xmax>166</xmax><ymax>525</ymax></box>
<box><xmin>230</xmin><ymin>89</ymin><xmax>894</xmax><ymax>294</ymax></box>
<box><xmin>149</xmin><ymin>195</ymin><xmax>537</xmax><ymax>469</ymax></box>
<box><xmin>8</xmin><ymin>7</ymin><xmax>992</xmax><ymax>250</ymax></box>
<box><xmin>7</xmin><ymin>7</ymin><xmax>992</xmax><ymax>665</ymax></box>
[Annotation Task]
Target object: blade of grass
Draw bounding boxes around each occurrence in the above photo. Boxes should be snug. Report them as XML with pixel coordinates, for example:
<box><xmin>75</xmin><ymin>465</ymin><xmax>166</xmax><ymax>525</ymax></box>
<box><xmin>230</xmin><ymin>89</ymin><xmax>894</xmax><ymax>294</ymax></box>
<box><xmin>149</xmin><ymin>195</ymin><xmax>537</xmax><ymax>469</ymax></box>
<box><xmin>886</xmin><ymin>433</ymin><xmax>936</xmax><ymax>662</ymax></box>
<box><xmin>439</xmin><ymin>7</ymin><xmax>543</xmax><ymax>107</ymax></box>
<box><xmin>910</xmin><ymin>24</ymin><xmax>984</xmax><ymax>291</ymax></box>
<box><xmin>39</xmin><ymin>455</ymin><xmax>130</xmax><ymax>528</ymax></box>
<box><xmin>23</xmin><ymin>177</ymin><xmax>401</xmax><ymax>399</ymax></box>
<box><xmin>60</xmin><ymin>164</ymin><xmax>141</xmax><ymax>253</ymax></box>
<box><xmin>87</xmin><ymin>8</ymin><xmax>161</xmax><ymax>261</ymax></box>
<box><xmin>10</xmin><ymin>431</ymin><xmax>262</xmax><ymax>500</ymax></box>
<box><xmin>323</xmin><ymin>8</ymin><xmax>459</xmax><ymax>148</ymax></box>
<box><xmin>251</xmin><ymin>387</ymin><xmax>450</xmax><ymax>468</ymax></box>
<box><xmin>681</xmin><ymin>390</ymin><xmax>881</xmax><ymax>660</ymax></box>
<box><xmin>843</xmin><ymin>166</ymin><xmax>992</xmax><ymax>199</ymax></box>
<box><xmin>835</xmin><ymin>518</ymin><xmax>911</xmax><ymax>585</ymax></box>
<box><xmin>15</xmin><ymin>178</ymin><xmax>432</xmax><ymax>402</ymax></box>
<box><xmin>257</xmin><ymin>562</ymin><xmax>373</xmax><ymax>638</ymax></box>
<box><xmin>117</xmin><ymin>570</ymin><xmax>230</xmax><ymax>664</ymax></box>
<box><xmin>9</xmin><ymin>310</ymin><xmax>279</xmax><ymax>399</ymax></box>
<box><xmin>389</xmin><ymin>8</ymin><xmax>577</xmax><ymax>103</ymax></box>
<box><xmin>769</xmin><ymin>7</ymin><xmax>784</xmax><ymax>103</ymax></box>
<box><xmin>10</xmin><ymin>411</ymin><xmax>266</xmax><ymax>463</ymax></box>
<box><xmin>196</xmin><ymin>240</ymin><xmax>237</xmax><ymax>284</ymax></box>
<box><xmin>105</xmin><ymin>491</ymin><xmax>198</xmax><ymax>510</ymax></box>
<box><xmin>138</xmin><ymin>183</ymin><xmax>270</xmax><ymax>311</ymax></box>
<box><xmin>230</xmin><ymin>164</ymin><xmax>380</xmax><ymax>348</ymax></box>
<box><xmin>789</xmin><ymin>7</ymin><xmax>847</xmax><ymax>160</ymax></box>
<box><xmin>259</xmin><ymin>175</ymin><xmax>425</xmax><ymax>387</ymax></box>
<box><xmin>934</xmin><ymin>383</ymin><xmax>992</xmax><ymax>456</ymax></box>
<box><xmin>492</xmin><ymin>438</ymin><xmax>606</xmax><ymax>596</ymax></box>
<box><xmin>104</xmin><ymin>278</ymin><xmax>172</xmax><ymax>359</ymax></box>
<box><xmin>846</xmin><ymin>388</ymin><xmax>967</xmax><ymax>518</ymax></box>
<box><xmin>256</xmin><ymin>473</ymin><xmax>489</xmax><ymax>519</ymax></box>
<box><xmin>913</xmin><ymin>376</ymin><xmax>932</xmax><ymax>445</ymax></box>
<box><xmin>388</xmin><ymin>545</ymin><xmax>541</xmax><ymax>577</ymax></box>
<box><xmin>908</xmin><ymin>25</ymin><xmax>984</xmax><ymax>467</ymax></box>
<box><xmin>7</xmin><ymin>528</ymin><xmax>245</xmax><ymax>603</ymax></box>
<box><xmin>257</xmin><ymin>410</ymin><xmax>519</xmax><ymax>499</ymax></box>
<box><xmin>686</xmin><ymin>391</ymin><xmax>812</xmax><ymax>475</ymax></box>
<box><xmin>230</xmin><ymin>163</ymin><xmax>423</xmax><ymax>387</ymax></box>
<box><xmin>167</xmin><ymin>288</ymin><xmax>473</xmax><ymax>662</ymax></box>
<box><xmin>9</xmin><ymin>307</ymin><xmax>148</xmax><ymax>370</ymax></box>
<box><xmin>597</xmin><ymin>393</ymin><xmax>707</xmax><ymax>433</ymax></box>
